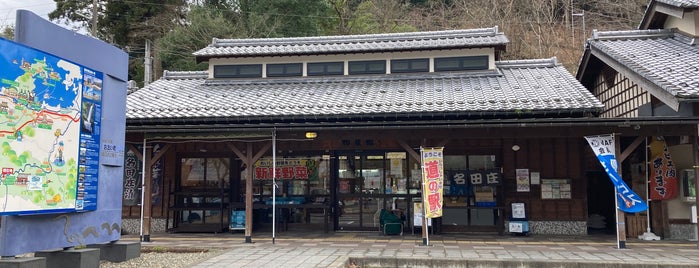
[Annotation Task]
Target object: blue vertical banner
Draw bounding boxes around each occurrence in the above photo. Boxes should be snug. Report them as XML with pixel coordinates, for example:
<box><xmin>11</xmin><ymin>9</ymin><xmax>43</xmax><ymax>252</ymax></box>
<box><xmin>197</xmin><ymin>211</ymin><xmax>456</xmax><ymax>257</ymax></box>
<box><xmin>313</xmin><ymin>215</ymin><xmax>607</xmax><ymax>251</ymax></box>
<box><xmin>585</xmin><ymin>134</ymin><xmax>648</xmax><ymax>213</ymax></box>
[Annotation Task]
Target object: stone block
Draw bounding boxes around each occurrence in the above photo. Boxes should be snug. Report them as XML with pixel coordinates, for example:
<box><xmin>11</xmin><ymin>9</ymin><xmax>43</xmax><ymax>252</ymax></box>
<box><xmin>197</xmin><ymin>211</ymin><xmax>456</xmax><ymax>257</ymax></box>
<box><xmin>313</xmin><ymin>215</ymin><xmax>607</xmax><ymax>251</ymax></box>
<box><xmin>34</xmin><ymin>248</ymin><xmax>99</xmax><ymax>268</ymax></box>
<box><xmin>0</xmin><ymin>257</ymin><xmax>45</xmax><ymax>268</ymax></box>
<box><xmin>87</xmin><ymin>241</ymin><xmax>140</xmax><ymax>262</ymax></box>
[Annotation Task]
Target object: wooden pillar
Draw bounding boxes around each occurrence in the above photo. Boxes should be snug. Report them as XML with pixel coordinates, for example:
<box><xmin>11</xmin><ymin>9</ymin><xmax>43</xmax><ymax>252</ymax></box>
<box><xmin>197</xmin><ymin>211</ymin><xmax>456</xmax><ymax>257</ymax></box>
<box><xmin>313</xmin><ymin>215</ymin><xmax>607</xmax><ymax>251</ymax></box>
<box><xmin>135</xmin><ymin>143</ymin><xmax>169</xmax><ymax>242</ymax></box>
<box><xmin>614</xmin><ymin>134</ymin><xmax>627</xmax><ymax>249</ymax></box>
<box><xmin>245</xmin><ymin>143</ymin><xmax>254</xmax><ymax>243</ymax></box>
<box><xmin>142</xmin><ymin>145</ymin><xmax>152</xmax><ymax>242</ymax></box>
<box><xmin>693</xmin><ymin>127</ymin><xmax>699</xmax><ymax>249</ymax></box>
<box><xmin>229</xmin><ymin>142</ymin><xmax>271</xmax><ymax>243</ymax></box>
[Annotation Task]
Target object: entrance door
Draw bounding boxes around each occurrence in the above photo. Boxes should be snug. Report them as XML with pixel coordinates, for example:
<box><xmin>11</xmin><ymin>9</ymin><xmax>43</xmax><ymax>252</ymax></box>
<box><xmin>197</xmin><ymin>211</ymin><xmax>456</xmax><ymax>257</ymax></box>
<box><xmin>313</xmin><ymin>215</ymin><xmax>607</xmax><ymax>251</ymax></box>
<box><xmin>335</xmin><ymin>152</ymin><xmax>411</xmax><ymax>231</ymax></box>
<box><xmin>441</xmin><ymin>154</ymin><xmax>501</xmax><ymax>233</ymax></box>
<box><xmin>171</xmin><ymin>155</ymin><xmax>234</xmax><ymax>232</ymax></box>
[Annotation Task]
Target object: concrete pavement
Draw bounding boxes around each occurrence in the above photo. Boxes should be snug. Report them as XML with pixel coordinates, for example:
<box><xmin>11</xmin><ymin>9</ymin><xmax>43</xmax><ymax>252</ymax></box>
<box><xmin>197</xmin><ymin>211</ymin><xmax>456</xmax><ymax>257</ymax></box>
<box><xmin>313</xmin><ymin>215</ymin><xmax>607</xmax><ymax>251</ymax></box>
<box><xmin>121</xmin><ymin>231</ymin><xmax>699</xmax><ymax>267</ymax></box>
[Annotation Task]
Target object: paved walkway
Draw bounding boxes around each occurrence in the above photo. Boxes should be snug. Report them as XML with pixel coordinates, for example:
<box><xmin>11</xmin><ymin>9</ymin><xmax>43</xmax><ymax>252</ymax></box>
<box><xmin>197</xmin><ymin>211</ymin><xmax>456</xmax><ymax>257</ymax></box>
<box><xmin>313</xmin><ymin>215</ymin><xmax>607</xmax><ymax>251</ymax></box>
<box><xmin>122</xmin><ymin>232</ymin><xmax>699</xmax><ymax>267</ymax></box>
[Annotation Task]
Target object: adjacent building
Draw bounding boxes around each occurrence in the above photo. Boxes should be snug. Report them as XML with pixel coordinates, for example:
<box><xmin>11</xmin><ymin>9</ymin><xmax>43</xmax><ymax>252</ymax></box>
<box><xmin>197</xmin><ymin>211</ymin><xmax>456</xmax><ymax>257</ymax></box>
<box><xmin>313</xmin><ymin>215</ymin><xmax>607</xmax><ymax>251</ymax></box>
<box><xmin>577</xmin><ymin>0</ymin><xmax>699</xmax><ymax>239</ymax></box>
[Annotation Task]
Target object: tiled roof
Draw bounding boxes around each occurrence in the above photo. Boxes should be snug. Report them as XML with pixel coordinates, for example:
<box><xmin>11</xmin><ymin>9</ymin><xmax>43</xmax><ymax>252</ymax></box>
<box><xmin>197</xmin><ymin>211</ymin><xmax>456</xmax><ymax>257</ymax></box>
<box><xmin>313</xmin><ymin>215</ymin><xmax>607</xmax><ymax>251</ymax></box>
<box><xmin>586</xmin><ymin>29</ymin><xmax>699</xmax><ymax>100</ymax></box>
<box><xmin>126</xmin><ymin>58</ymin><xmax>602</xmax><ymax>124</ymax></box>
<box><xmin>640</xmin><ymin>0</ymin><xmax>699</xmax><ymax>29</ymax></box>
<box><xmin>655</xmin><ymin>0</ymin><xmax>699</xmax><ymax>7</ymax></box>
<box><xmin>193</xmin><ymin>27</ymin><xmax>508</xmax><ymax>59</ymax></box>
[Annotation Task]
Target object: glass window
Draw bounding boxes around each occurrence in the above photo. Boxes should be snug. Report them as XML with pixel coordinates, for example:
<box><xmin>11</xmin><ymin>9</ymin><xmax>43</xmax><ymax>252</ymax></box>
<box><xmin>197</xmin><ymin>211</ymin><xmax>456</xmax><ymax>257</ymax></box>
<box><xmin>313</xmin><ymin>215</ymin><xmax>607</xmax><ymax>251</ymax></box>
<box><xmin>348</xmin><ymin>60</ymin><xmax>386</xmax><ymax>75</ymax></box>
<box><xmin>180</xmin><ymin>157</ymin><xmax>231</xmax><ymax>188</ymax></box>
<box><xmin>266</xmin><ymin>63</ymin><xmax>302</xmax><ymax>77</ymax></box>
<box><xmin>308</xmin><ymin>62</ymin><xmax>344</xmax><ymax>76</ymax></box>
<box><xmin>391</xmin><ymin>58</ymin><xmax>429</xmax><ymax>73</ymax></box>
<box><xmin>213</xmin><ymin>64</ymin><xmax>262</xmax><ymax>78</ymax></box>
<box><xmin>434</xmin><ymin>56</ymin><xmax>489</xmax><ymax>72</ymax></box>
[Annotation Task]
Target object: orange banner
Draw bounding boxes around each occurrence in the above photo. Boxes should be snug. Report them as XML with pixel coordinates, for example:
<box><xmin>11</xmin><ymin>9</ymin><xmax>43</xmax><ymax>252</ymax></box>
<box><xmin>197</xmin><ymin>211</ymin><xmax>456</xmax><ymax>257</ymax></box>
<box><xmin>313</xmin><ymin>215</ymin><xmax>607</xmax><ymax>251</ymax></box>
<box><xmin>649</xmin><ymin>136</ymin><xmax>678</xmax><ymax>200</ymax></box>
<box><xmin>421</xmin><ymin>147</ymin><xmax>444</xmax><ymax>218</ymax></box>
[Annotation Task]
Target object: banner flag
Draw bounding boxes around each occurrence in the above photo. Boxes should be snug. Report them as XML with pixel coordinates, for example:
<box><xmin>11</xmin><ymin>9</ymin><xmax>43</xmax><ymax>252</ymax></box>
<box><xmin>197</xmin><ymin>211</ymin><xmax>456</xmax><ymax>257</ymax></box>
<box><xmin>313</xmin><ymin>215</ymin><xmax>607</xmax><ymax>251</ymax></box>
<box><xmin>421</xmin><ymin>147</ymin><xmax>444</xmax><ymax>218</ymax></box>
<box><xmin>585</xmin><ymin>134</ymin><xmax>648</xmax><ymax>213</ymax></box>
<box><xmin>649</xmin><ymin>136</ymin><xmax>678</xmax><ymax>200</ymax></box>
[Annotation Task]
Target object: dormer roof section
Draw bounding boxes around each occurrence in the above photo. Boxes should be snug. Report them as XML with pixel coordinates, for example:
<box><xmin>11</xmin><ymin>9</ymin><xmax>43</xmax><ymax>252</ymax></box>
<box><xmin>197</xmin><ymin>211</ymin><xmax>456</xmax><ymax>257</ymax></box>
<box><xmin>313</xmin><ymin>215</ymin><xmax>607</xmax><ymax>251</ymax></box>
<box><xmin>126</xmin><ymin>57</ymin><xmax>601</xmax><ymax>127</ymax></box>
<box><xmin>640</xmin><ymin>0</ymin><xmax>699</xmax><ymax>29</ymax></box>
<box><xmin>577</xmin><ymin>28</ymin><xmax>699</xmax><ymax>111</ymax></box>
<box><xmin>193</xmin><ymin>27</ymin><xmax>509</xmax><ymax>62</ymax></box>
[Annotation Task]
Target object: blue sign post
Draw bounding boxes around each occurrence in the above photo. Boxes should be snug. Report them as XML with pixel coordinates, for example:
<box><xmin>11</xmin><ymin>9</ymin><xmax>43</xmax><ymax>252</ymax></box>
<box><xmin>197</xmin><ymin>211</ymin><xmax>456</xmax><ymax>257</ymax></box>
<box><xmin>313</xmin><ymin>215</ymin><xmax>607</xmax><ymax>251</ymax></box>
<box><xmin>0</xmin><ymin>37</ymin><xmax>102</xmax><ymax>215</ymax></box>
<box><xmin>0</xmin><ymin>10</ymin><xmax>127</xmax><ymax>257</ymax></box>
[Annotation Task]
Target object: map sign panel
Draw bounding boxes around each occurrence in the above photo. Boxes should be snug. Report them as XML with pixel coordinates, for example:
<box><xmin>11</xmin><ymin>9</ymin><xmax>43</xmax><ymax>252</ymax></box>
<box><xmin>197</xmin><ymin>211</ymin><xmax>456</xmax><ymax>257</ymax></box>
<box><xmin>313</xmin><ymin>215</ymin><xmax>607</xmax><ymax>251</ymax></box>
<box><xmin>0</xmin><ymin>37</ymin><xmax>101</xmax><ymax>215</ymax></box>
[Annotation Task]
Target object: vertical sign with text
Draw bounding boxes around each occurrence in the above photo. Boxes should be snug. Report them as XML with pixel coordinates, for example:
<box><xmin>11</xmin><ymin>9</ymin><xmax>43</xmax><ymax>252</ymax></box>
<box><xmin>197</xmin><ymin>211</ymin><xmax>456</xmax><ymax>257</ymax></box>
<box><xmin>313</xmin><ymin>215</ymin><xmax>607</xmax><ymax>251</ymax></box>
<box><xmin>421</xmin><ymin>147</ymin><xmax>444</xmax><ymax>218</ymax></box>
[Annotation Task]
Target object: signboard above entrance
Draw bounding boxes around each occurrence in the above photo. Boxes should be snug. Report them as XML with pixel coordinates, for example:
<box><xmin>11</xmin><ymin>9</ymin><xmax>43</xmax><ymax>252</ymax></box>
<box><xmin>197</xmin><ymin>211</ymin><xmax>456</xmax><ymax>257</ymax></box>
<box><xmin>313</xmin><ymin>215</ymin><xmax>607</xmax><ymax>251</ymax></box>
<box><xmin>253</xmin><ymin>157</ymin><xmax>318</xmax><ymax>180</ymax></box>
<box><xmin>0</xmin><ymin>37</ymin><xmax>102</xmax><ymax>215</ymax></box>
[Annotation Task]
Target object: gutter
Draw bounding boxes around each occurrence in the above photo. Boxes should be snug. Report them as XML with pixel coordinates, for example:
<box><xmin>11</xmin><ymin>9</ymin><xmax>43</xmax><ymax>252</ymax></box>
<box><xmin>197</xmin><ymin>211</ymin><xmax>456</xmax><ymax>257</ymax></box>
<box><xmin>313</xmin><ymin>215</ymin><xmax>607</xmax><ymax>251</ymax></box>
<box><xmin>125</xmin><ymin>117</ymin><xmax>699</xmax><ymax>133</ymax></box>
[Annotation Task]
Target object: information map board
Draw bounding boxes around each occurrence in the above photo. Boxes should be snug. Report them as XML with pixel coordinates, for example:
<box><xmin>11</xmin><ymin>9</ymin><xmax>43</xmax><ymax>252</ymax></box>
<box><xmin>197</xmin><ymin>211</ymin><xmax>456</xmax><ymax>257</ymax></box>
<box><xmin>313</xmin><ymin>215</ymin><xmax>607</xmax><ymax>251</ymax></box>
<box><xmin>0</xmin><ymin>37</ymin><xmax>101</xmax><ymax>215</ymax></box>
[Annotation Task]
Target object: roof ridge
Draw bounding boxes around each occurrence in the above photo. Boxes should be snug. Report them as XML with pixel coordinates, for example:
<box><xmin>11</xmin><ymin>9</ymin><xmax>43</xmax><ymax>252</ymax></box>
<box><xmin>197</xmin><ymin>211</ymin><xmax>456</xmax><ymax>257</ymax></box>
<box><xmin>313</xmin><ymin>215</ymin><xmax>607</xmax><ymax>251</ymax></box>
<box><xmin>496</xmin><ymin>57</ymin><xmax>559</xmax><ymax>68</ymax></box>
<box><xmin>162</xmin><ymin>70</ymin><xmax>208</xmax><ymax>80</ymax></box>
<box><xmin>209</xmin><ymin>27</ymin><xmax>500</xmax><ymax>47</ymax></box>
<box><xmin>591</xmin><ymin>28</ymin><xmax>674</xmax><ymax>40</ymax></box>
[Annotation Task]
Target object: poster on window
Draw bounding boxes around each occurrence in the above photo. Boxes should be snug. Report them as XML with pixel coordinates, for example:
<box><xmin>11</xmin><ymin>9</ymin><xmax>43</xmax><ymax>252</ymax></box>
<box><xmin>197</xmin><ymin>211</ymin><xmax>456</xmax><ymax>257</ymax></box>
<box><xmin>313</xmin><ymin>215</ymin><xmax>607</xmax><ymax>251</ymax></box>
<box><xmin>516</xmin><ymin>169</ymin><xmax>530</xmax><ymax>192</ymax></box>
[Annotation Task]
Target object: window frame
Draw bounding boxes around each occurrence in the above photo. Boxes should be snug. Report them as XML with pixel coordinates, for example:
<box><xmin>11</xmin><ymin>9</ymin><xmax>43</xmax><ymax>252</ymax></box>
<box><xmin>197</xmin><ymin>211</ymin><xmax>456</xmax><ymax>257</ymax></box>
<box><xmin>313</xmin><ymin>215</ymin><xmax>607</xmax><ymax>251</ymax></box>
<box><xmin>434</xmin><ymin>56</ymin><xmax>489</xmax><ymax>72</ymax></box>
<box><xmin>266</xmin><ymin>63</ymin><xmax>303</xmax><ymax>77</ymax></box>
<box><xmin>348</xmin><ymin>60</ymin><xmax>386</xmax><ymax>75</ymax></box>
<box><xmin>390</xmin><ymin>58</ymin><xmax>429</xmax><ymax>73</ymax></box>
<box><xmin>213</xmin><ymin>64</ymin><xmax>263</xmax><ymax>78</ymax></box>
<box><xmin>307</xmin><ymin>62</ymin><xmax>345</xmax><ymax>76</ymax></box>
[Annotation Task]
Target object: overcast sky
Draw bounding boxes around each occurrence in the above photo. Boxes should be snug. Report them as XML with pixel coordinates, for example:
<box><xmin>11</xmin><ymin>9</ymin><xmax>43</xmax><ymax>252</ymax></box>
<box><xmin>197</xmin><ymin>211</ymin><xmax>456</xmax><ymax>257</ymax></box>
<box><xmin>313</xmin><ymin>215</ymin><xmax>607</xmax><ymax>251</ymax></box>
<box><xmin>0</xmin><ymin>0</ymin><xmax>57</xmax><ymax>27</ymax></box>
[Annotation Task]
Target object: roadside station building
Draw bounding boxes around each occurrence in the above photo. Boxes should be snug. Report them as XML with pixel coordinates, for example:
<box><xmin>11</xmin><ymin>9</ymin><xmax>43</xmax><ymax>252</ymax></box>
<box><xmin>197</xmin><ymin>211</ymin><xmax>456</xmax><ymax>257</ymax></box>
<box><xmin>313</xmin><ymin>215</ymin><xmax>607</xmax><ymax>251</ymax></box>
<box><xmin>123</xmin><ymin>25</ymin><xmax>698</xmax><ymax>241</ymax></box>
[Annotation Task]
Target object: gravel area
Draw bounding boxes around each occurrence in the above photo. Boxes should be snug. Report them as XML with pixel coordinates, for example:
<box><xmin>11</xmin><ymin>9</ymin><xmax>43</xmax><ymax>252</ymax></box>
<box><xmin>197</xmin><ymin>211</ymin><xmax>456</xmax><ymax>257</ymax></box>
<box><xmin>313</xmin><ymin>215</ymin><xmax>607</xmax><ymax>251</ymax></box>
<box><xmin>100</xmin><ymin>249</ymin><xmax>224</xmax><ymax>268</ymax></box>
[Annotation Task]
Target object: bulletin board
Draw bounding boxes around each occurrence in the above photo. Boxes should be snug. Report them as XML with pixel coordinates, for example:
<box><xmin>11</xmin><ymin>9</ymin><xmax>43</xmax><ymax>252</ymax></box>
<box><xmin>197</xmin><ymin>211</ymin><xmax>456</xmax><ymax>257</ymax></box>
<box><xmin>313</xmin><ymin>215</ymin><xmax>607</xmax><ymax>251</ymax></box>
<box><xmin>541</xmin><ymin>179</ymin><xmax>571</xmax><ymax>199</ymax></box>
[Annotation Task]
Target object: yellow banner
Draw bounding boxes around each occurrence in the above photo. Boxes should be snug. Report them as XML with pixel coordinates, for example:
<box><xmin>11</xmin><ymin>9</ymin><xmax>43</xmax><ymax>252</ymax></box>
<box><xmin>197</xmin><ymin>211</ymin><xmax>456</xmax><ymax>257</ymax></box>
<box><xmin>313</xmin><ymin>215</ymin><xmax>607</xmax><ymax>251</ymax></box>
<box><xmin>421</xmin><ymin>147</ymin><xmax>444</xmax><ymax>218</ymax></box>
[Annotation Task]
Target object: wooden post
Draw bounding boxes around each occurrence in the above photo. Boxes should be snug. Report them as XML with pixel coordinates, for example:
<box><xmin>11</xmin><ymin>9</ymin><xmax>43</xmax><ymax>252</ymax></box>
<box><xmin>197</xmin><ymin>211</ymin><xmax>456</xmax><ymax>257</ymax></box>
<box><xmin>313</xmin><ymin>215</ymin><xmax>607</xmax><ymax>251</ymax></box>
<box><xmin>245</xmin><ymin>143</ymin><xmax>254</xmax><ymax>243</ymax></box>
<box><xmin>229</xmin><ymin>142</ymin><xmax>271</xmax><ymax>243</ymax></box>
<box><xmin>693</xmin><ymin>127</ymin><xmax>699</xmax><ymax>249</ymax></box>
<box><xmin>142</xmin><ymin>145</ymin><xmax>152</xmax><ymax>242</ymax></box>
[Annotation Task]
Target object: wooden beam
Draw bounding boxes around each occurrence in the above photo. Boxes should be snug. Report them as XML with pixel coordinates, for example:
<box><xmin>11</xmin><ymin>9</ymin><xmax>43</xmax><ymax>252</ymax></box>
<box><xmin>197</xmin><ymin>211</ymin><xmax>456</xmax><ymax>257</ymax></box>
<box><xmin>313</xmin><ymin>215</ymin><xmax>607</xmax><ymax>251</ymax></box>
<box><xmin>125</xmin><ymin>143</ymin><xmax>142</xmax><ymax>161</ymax></box>
<box><xmin>397</xmin><ymin>140</ymin><xmax>420</xmax><ymax>162</ymax></box>
<box><xmin>149</xmin><ymin>144</ymin><xmax>171</xmax><ymax>164</ymax></box>
<box><xmin>619</xmin><ymin>136</ymin><xmax>644</xmax><ymax>163</ymax></box>
<box><xmin>227</xmin><ymin>143</ymin><xmax>246</xmax><ymax>163</ymax></box>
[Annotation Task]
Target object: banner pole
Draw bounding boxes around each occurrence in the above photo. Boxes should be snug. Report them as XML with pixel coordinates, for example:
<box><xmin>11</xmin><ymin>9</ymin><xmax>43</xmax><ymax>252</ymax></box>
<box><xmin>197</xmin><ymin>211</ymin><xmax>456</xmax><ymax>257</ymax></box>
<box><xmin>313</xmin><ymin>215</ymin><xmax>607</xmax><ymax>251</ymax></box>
<box><xmin>419</xmin><ymin>147</ymin><xmax>426</xmax><ymax>245</ymax></box>
<box><xmin>639</xmin><ymin>137</ymin><xmax>660</xmax><ymax>240</ymax></box>
<box><xmin>139</xmin><ymin>138</ymin><xmax>146</xmax><ymax>242</ymax></box>
<box><xmin>614</xmin><ymin>134</ymin><xmax>626</xmax><ymax>249</ymax></box>
<box><xmin>423</xmin><ymin>197</ymin><xmax>429</xmax><ymax>246</ymax></box>
<box><xmin>645</xmin><ymin>137</ymin><xmax>651</xmax><ymax>234</ymax></box>
<box><xmin>272</xmin><ymin>129</ymin><xmax>276</xmax><ymax>244</ymax></box>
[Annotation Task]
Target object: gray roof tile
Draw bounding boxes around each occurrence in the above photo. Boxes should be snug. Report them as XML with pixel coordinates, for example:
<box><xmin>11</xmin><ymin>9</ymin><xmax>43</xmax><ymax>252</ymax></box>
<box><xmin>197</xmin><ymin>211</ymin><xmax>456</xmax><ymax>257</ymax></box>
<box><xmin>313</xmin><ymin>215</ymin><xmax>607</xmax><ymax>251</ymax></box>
<box><xmin>655</xmin><ymin>0</ymin><xmax>699</xmax><ymax>7</ymax></box>
<box><xmin>126</xmin><ymin>58</ymin><xmax>602</xmax><ymax>123</ymax></box>
<box><xmin>193</xmin><ymin>27</ymin><xmax>509</xmax><ymax>59</ymax></box>
<box><xmin>587</xmin><ymin>29</ymin><xmax>699</xmax><ymax>99</ymax></box>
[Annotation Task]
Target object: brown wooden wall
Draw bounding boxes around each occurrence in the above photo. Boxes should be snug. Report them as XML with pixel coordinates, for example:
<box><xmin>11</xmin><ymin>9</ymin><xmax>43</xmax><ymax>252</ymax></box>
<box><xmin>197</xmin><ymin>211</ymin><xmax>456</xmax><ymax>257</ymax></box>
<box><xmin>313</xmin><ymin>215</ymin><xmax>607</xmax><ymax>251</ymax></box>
<box><xmin>123</xmin><ymin>133</ymin><xmax>591</xmax><ymax>222</ymax></box>
<box><xmin>502</xmin><ymin>137</ymin><xmax>587</xmax><ymax>221</ymax></box>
